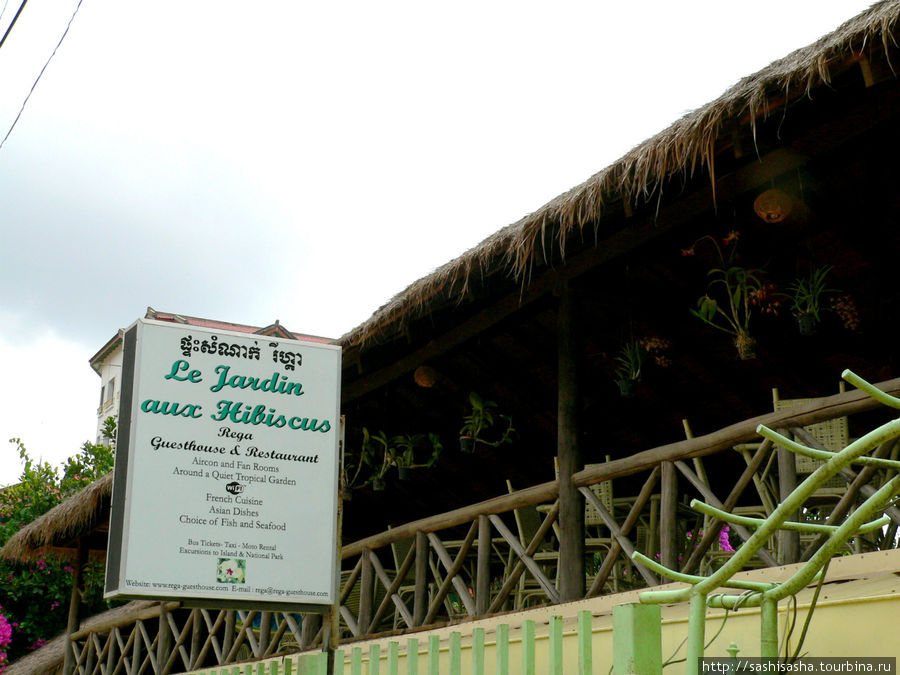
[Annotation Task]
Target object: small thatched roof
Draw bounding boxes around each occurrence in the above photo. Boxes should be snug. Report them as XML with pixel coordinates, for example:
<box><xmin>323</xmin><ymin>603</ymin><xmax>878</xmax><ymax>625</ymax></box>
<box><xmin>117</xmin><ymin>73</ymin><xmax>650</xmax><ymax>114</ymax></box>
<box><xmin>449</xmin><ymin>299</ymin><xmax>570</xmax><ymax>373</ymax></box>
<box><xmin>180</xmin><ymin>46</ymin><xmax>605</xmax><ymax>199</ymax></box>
<box><xmin>0</xmin><ymin>473</ymin><xmax>112</xmax><ymax>561</ymax></box>
<box><xmin>4</xmin><ymin>600</ymin><xmax>155</xmax><ymax>675</ymax></box>
<box><xmin>340</xmin><ymin>0</ymin><xmax>900</xmax><ymax>350</ymax></box>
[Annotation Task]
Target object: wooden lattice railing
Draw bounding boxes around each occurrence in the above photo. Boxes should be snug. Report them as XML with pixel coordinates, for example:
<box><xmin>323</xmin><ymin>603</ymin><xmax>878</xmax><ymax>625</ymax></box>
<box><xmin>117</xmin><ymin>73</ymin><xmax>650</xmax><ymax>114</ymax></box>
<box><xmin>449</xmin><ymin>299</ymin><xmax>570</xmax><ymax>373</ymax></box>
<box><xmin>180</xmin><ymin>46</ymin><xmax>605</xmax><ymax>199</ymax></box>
<box><xmin>63</xmin><ymin>377</ymin><xmax>900</xmax><ymax>674</ymax></box>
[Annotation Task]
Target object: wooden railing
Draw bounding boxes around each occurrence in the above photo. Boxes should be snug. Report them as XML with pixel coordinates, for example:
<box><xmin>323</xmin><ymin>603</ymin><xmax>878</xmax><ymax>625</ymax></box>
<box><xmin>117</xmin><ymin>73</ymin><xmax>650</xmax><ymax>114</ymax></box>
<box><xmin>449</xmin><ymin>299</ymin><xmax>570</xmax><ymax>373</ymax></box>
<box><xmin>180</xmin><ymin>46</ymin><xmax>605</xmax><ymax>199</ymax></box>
<box><xmin>65</xmin><ymin>605</ymin><xmax>313</xmax><ymax>674</ymax></box>
<box><xmin>63</xmin><ymin>377</ymin><xmax>900</xmax><ymax>674</ymax></box>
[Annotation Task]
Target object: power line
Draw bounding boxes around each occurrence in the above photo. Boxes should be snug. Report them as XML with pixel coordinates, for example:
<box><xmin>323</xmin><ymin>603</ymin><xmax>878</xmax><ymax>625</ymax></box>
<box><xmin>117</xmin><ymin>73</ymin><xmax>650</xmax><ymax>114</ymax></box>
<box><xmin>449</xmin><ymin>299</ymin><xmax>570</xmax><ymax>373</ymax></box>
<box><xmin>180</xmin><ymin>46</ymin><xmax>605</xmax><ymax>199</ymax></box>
<box><xmin>0</xmin><ymin>0</ymin><xmax>29</xmax><ymax>50</ymax></box>
<box><xmin>0</xmin><ymin>0</ymin><xmax>13</xmax><ymax>36</ymax></box>
<box><xmin>0</xmin><ymin>0</ymin><xmax>84</xmax><ymax>152</ymax></box>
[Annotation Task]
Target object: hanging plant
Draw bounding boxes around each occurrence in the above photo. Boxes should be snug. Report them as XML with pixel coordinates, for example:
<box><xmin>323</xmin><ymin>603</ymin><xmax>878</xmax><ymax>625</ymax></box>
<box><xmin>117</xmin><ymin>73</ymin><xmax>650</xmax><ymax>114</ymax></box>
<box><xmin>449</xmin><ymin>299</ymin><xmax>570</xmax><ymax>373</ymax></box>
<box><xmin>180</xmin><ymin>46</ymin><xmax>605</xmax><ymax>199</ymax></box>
<box><xmin>459</xmin><ymin>392</ymin><xmax>515</xmax><ymax>452</ymax></box>
<box><xmin>786</xmin><ymin>266</ymin><xmax>835</xmax><ymax>335</ymax></box>
<box><xmin>613</xmin><ymin>339</ymin><xmax>643</xmax><ymax>398</ymax></box>
<box><xmin>363</xmin><ymin>429</ymin><xmax>392</xmax><ymax>491</ymax></box>
<box><xmin>342</xmin><ymin>429</ymin><xmax>376</xmax><ymax>499</ymax></box>
<box><xmin>390</xmin><ymin>433</ymin><xmax>443</xmax><ymax>480</ymax></box>
<box><xmin>684</xmin><ymin>231</ymin><xmax>764</xmax><ymax>359</ymax></box>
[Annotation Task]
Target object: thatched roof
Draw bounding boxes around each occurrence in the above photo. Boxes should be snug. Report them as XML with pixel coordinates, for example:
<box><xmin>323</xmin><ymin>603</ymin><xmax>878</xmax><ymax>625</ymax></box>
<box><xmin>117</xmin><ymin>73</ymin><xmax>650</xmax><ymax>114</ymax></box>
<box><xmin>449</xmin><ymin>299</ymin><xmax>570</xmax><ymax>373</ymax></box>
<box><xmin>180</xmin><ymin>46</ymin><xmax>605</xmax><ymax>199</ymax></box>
<box><xmin>340</xmin><ymin>0</ymin><xmax>900</xmax><ymax>350</ymax></box>
<box><xmin>0</xmin><ymin>473</ymin><xmax>112</xmax><ymax>561</ymax></box>
<box><xmin>4</xmin><ymin>600</ymin><xmax>155</xmax><ymax>675</ymax></box>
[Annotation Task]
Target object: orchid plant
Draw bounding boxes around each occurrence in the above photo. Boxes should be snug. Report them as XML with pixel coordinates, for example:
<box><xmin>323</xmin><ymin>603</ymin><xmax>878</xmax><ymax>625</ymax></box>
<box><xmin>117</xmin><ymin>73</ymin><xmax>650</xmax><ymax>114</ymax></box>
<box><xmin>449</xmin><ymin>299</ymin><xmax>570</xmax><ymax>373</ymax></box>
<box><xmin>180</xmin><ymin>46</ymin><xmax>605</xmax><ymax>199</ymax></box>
<box><xmin>684</xmin><ymin>231</ymin><xmax>763</xmax><ymax>359</ymax></box>
<box><xmin>613</xmin><ymin>339</ymin><xmax>643</xmax><ymax>397</ymax></box>
<box><xmin>459</xmin><ymin>392</ymin><xmax>515</xmax><ymax>452</ymax></box>
<box><xmin>390</xmin><ymin>433</ymin><xmax>443</xmax><ymax>479</ymax></box>
<box><xmin>787</xmin><ymin>265</ymin><xmax>835</xmax><ymax>334</ymax></box>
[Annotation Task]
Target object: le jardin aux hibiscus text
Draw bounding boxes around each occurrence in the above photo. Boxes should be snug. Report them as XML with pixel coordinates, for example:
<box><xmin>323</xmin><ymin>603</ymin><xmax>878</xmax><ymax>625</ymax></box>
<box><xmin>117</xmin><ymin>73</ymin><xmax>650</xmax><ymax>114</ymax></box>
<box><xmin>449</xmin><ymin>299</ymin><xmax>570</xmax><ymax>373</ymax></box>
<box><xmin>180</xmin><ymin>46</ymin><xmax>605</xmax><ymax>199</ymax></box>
<box><xmin>138</xmin><ymin>359</ymin><xmax>332</xmax><ymax>433</ymax></box>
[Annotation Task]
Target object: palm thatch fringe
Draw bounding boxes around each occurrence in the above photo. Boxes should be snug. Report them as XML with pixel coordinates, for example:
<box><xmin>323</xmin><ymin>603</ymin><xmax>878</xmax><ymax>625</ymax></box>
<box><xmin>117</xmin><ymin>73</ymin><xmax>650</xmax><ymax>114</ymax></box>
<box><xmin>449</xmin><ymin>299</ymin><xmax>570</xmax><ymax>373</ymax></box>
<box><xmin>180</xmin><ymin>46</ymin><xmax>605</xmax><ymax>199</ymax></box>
<box><xmin>340</xmin><ymin>1</ymin><xmax>900</xmax><ymax>350</ymax></box>
<box><xmin>0</xmin><ymin>473</ymin><xmax>112</xmax><ymax>562</ymax></box>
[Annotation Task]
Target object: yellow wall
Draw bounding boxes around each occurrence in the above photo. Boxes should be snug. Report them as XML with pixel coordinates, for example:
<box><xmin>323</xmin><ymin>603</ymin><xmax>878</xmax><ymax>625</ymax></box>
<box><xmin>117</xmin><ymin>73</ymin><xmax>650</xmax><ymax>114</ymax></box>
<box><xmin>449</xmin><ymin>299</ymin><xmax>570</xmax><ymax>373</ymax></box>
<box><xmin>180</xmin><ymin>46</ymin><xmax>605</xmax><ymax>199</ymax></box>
<box><xmin>187</xmin><ymin>550</ymin><xmax>900</xmax><ymax>674</ymax></box>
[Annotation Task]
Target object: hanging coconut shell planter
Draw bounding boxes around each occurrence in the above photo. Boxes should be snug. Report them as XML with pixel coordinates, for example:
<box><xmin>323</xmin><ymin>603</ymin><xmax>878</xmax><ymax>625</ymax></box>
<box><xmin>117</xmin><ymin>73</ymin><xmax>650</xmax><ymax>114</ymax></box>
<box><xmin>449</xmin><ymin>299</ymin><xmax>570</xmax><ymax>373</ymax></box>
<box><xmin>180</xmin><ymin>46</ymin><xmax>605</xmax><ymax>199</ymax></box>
<box><xmin>753</xmin><ymin>188</ymin><xmax>793</xmax><ymax>224</ymax></box>
<box><xmin>414</xmin><ymin>366</ymin><xmax>438</xmax><ymax>388</ymax></box>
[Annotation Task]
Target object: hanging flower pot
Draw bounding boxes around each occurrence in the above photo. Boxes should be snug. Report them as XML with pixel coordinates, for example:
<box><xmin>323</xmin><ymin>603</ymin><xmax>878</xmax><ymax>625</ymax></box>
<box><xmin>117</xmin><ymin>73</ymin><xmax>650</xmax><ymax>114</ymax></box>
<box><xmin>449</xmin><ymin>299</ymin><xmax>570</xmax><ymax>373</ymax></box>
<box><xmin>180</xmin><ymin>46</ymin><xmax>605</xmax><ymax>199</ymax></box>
<box><xmin>372</xmin><ymin>476</ymin><xmax>386</xmax><ymax>491</ymax></box>
<box><xmin>459</xmin><ymin>436</ymin><xmax>475</xmax><ymax>453</ymax></box>
<box><xmin>398</xmin><ymin>466</ymin><xmax>413</xmax><ymax>481</ymax></box>
<box><xmin>342</xmin><ymin>488</ymin><xmax>353</xmax><ymax>501</ymax></box>
<box><xmin>787</xmin><ymin>267</ymin><xmax>834</xmax><ymax>336</ymax></box>
<box><xmin>795</xmin><ymin>311</ymin><xmax>818</xmax><ymax>336</ymax></box>
<box><xmin>734</xmin><ymin>332</ymin><xmax>757</xmax><ymax>360</ymax></box>
<box><xmin>616</xmin><ymin>378</ymin><xmax>636</xmax><ymax>398</ymax></box>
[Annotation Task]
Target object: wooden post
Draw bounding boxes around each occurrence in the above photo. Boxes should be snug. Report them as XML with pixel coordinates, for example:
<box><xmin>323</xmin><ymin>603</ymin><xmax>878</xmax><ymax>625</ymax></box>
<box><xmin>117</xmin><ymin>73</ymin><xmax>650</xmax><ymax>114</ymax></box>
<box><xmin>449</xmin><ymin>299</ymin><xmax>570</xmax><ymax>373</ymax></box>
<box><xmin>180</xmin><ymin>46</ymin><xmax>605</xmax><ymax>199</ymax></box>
<box><xmin>413</xmin><ymin>532</ymin><xmax>428</xmax><ymax>626</ymax></box>
<box><xmin>660</xmin><ymin>461</ymin><xmax>678</xmax><ymax>570</ymax></box>
<box><xmin>358</xmin><ymin>549</ymin><xmax>373</xmax><ymax>632</ymax></box>
<box><xmin>132</xmin><ymin>620</ymin><xmax>142</xmax><ymax>673</ymax></box>
<box><xmin>258</xmin><ymin>611</ymin><xmax>272</xmax><ymax>656</ymax></box>
<box><xmin>476</xmin><ymin>515</ymin><xmax>491</xmax><ymax>614</ymax></box>
<box><xmin>557</xmin><ymin>281</ymin><xmax>585</xmax><ymax>601</ymax></box>
<box><xmin>301</xmin><ymin>613</ymin><xmax>321</xmax><ymax>648</ymax></box>
<box><xmin>777</xmin><ymin>432</ymin><xmax>800</xmax><ymax>564</ymax></box>
<box><xmin>84</xmin><ymin>637</ymin><xmax>95</xmax><ymax>674</ymax></box>
<box><xmin>157</xmin><ymin>604</ymin><xmax>171</xmax><ymax>673</ymax></box>
<box><xmin>189</xmin><ymin>609</ymin><xmax>201</xmax><ymax>669</ymax></box>
<box><xmin>62</xmin><ymin>538</ymin><xmax>88</xmax><ymax>675</ymax></box>
<box><xmin>223</xmin><ymin>610</ymin><xmax>235</xmax><ymax>661</ymax></box>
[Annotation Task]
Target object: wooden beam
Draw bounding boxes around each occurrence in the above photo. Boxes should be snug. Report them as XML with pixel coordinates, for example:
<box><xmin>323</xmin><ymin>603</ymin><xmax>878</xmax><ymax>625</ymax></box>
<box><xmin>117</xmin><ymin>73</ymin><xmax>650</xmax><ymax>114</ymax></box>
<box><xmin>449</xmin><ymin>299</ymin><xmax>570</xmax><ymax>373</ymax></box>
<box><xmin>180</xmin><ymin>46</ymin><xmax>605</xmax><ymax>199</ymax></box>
<box><xmin>488</xmin><ymin>514</ymin><xmax>560</xmax><ymax>604</ymax></box>
<box><xmin>428</xmin><ymin>524</ymin><xmax>478</xmax><ymax>616</ymax></box>
<box><xmin>580</xmin><ymin>488</ymin><xmax>657</xmax><ymax>586</ymax></box>
<box><xmin>223</xmin><ymin>607</ymin><xmax>235</xmax><ymax>663</ymax></box>
<box><xmin>681</xmin><ymin>439</ymin><xmax>773</xmax><ymax>574</ymax></box>
<box><xmin>368</xmin><ymin>548</ymin><xmax>415</xmax><ymax>631</ymax></box>
<box><xmin>675</xmin><ymin>461</ymin><xmax>777</xmax><ymax>567</ymax></box>
<box><xmin>587</xmin><ymin>467</ymin><xmax>659</xmax><ymax>596</ymax></box>
<box><xmin>262</xmin><ymin>615</ymin><xmax>290</xmax><ymax>657</ymax></box>
<box><xmin>62</xmin><ymin>538</ymin><xmax>88</xmax><ymax>675</ymax></box>
<box><xmin>777</xmin><ymin>431</ymin><xmax>800</xmax><ymax>564</ymax></box>
<box><xmin>476</xmin><ymin>515</ymin><xmax>491</xmax><ymax>614</ymax></box>
<box><xmin>189</xmin><ymin>608</ymin><xmax>202</xmax><ymax>668</ymax></box>
<box><xmin>257</xmin><ymin>611</ymin><xmax>272</xmax><ymax>660</ymax></box>
<box><xmin>157</xmin><ymin>604</ymin><xmax>172</xmax><ymax>674</ymax></box>
<box><xmin>413</xmin><ymin>532</ymin><xmax>428</xmax><ymax>626</ymax></box>
<box><xmin>660</xmin><ymin>462</ymin><xmax>678</xmax><ymax>570</ymax></box>
<box><xmin>358</xmin><ymin>550</ymin><xmax>373</xmax><ymax>633</ymax></box>
<box><xmin>423</xmin><ymin>524</ymin><xmax>478</xmax><ymax>624</ymax></box>
<box><xmin>487</xmin><ymin>502</ymin><xmax>559</xmax><ymax>613</ymax></box>
<box><xmin>195</xmin><ymin>609</ymin><xmax>226</xmax><ymax>665</ymax></box>
<box><xmin>557</xmin><ymin>281</ymin><xmax>584</xmax><ymax>601</ymax></box>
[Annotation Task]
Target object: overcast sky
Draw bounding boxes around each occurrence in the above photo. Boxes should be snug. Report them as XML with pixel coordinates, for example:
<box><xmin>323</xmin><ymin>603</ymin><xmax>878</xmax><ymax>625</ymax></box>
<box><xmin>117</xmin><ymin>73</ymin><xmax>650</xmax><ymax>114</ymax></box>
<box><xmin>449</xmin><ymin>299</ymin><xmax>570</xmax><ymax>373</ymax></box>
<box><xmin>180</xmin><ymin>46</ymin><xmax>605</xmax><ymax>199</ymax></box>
<box><xmin>0</xmin><ymin>0</ymin><xmax>877</xmax><ymax>485</ymax></box>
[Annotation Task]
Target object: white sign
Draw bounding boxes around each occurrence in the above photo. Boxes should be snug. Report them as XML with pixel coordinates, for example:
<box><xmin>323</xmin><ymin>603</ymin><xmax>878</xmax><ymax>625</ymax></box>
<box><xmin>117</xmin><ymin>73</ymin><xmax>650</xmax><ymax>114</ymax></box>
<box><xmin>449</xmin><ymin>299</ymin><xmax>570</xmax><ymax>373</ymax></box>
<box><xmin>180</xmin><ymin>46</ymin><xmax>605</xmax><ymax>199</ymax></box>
<box><xmin>105</xmin><ymin>318</ymin><xmax>341</xmax><ymax>610</ymax></box>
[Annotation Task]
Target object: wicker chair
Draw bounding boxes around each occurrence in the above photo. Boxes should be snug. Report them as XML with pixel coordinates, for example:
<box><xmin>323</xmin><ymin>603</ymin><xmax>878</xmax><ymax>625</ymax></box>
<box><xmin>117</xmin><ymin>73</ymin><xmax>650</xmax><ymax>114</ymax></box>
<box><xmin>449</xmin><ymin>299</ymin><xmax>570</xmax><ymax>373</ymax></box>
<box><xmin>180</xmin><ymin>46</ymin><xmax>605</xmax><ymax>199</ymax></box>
<box><xmin>772</xmin><ymin>387</ymin><xmax>849</xmax><ymax>499</ymax></box>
